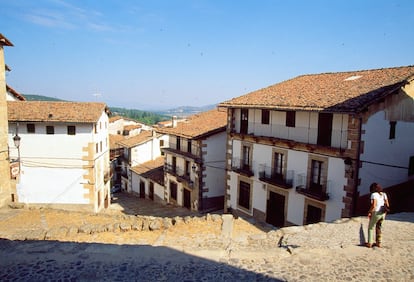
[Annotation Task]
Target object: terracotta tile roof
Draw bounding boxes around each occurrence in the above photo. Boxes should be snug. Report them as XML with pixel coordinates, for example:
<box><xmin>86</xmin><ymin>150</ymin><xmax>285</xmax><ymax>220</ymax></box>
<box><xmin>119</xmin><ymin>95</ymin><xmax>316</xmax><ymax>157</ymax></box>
<box><xmin>109</xmin><ymin>116</ymin><xmax>123</xmax><ymax>122</ymax></box>
<box><xmin>124</xmin><ymin>124</ymin><xmax>142</xmax><ymax>131</ymax></box>
<box><xmin>219</xmin><ymin>66</ymin><xmax>414</xmax><ymax>113</ymax></box>
<box><xmin>130</xmin><ymin>157</ymin><xmax>165</xmax><ymax>185</ymax></box>
<box><xmin>7</xmin><ymin>101</ymin><xmax>109</xmax><ymax>123</ymax></box>
<box><xmin>6</xmin><ymin>85</ymin><xmax>26</xmax><ymax>101</ymax></box>
<box><xmin>117</xmin><ymin>130</ymin><xmax>157</xmax><ymax>148</ymax></box>
<box><xmin>155</xmin><ymin>108</ymin><xmax>227</xmax><ymax>139</ymax></box>
<box><xmin>109</xmin><ymin>134</ymin><xmax>125</xmax><ymax>149</ymax></box>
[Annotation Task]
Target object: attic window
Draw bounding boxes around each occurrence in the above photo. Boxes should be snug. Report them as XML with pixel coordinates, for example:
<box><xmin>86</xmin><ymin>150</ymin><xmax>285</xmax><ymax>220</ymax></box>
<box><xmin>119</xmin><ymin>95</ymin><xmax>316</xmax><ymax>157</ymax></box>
<box><xmin>344</xmin><ymin>75</ymin><xmax>362</xmax><ymax>81</ymax></box>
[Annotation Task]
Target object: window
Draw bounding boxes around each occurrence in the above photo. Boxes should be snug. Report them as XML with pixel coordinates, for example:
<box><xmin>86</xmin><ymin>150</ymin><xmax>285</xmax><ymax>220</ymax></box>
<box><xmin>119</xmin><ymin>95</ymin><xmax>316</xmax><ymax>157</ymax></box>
<box><xmin>176</xmin><ymin>136</ymin><xmax>181</xmax><ymax>150</ymax></box>
<box><xmin>261</xmin><ymin>109</ymin><xmax>270</xmax><ymax>124</ymax></box>
<box><xmin>159</xmin><ymin>140</ymin><xmax>164</xmax><ymax>147</ymax></box>
<box><xmin>317</xmin><ymin>113</ymin><xmax>333</xmax><ymax>146</ymax></box>
<box><xmin>46</xmin><ymin>126</ymin><xmax>54</xmax><ymax>135</ymax></box>
<box><xmin>170</xmin><ymin>181</ymin><xmax>177</xmax><ymax>201</ymax></box>
<box><xmin>242</xmin><ymin>145</ymin><xmax>251</xmax><ymax>170</ymax></box>
<box><xmin>409</xmin><ymin>156</ymin><xmax>414</xmax><ymax>176</ymax></box>
<box><xmin>96</xmin><ymin>143</ymin><xmax>99</xmax><ymax>153</ymax></box>
<box><xmin>286</xmin><ymin>111</ymin><xmax>296</xmax><ymax>127</ymax></box>
<box><xmin>27</xmin><ymin>124</ymin><xmax>35</xmax><ymax>133</ymax></box>
<box><xmin>185</xmin><ymin>160</ymin><xmax>190</xmax><ymax>176</ymax></box>
<box><xmin>172</xmin><ymin>156</ymin><xmax>177</xmax><ymax>173</ymax></box>
<box><xmin>238</xmin><ymin>180</ymin><xmax>251</xmax><ymax>210</ymax></box>
<box><xmin>187</xmin><ymin>140</ymin><xmax>192</xmax><ymax>153</ymax></box>
<box><xmin>273</xmin><ymin>152</ymin><xmax>284</xmax><ymax>179</ymax></box>
<box><xmin>389</xmin><ymin>121</ymin><xmax>396</xmax><ymax>139</ymax></box>
<box><xmin>310</xmin><ymin>160</ymin><xmax>323</xmax><ymax>193</ymax></box>
<box><xmin>67</xmin><ymin>126</ymin><xmax>76</xmax><ymax>135</ymax></box>
<box><xmin>100</xmin><ymin>141</ymin><xmax>102</xmax><ymax>152</ymax></box>
<box><xmin>240</xmin><ymin>108</ymin><xmax>249</xmax><ymax>134</ymax></box>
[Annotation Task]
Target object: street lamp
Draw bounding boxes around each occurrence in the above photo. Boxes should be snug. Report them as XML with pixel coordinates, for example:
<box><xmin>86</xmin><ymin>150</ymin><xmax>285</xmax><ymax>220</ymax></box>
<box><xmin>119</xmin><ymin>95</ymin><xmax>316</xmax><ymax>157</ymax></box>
<box><xmin>13</xmin><ymin>134</ymin><xmax>21</xmax><ymax>148</ymax></box>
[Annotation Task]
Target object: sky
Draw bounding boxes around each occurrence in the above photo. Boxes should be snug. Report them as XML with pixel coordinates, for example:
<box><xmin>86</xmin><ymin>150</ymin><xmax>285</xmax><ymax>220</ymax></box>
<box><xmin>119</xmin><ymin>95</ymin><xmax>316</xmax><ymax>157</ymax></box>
<box><xmin>1</xmin><ymin>0</ymin><xmax>414</xmax><ymax>110</ymax></box>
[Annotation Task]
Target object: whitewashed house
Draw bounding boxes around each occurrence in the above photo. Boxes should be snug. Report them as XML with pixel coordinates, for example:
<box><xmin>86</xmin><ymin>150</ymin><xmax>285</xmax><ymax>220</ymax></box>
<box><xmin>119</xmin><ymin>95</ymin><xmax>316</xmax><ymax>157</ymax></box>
<box><xmin>130</xmin><ymin>157</ymin><xmax>165</xmax><ymax>202</ymax></box>
<box><xmin>156</xmin><ymin>108</ymin><xmax>227</xmax><ymax>212</ymax></box>
<box><xmin>219</xmin><ymin>66</ymin><xmax>414</xmax><ymax>226</ymax></box>
<box><xmin>7</xmin><ymin>101</ymin><xmax>111</xmax><ymax>213</ymax></box>
<box><xmin>117</xmin><ymin>130</ymin><xmax>168</xmax><ymax>192</ymax></box>
<box><xmin>109</xmin><ymin>116</ymin><xmax>151</xmax><ymax>137</ymax></box>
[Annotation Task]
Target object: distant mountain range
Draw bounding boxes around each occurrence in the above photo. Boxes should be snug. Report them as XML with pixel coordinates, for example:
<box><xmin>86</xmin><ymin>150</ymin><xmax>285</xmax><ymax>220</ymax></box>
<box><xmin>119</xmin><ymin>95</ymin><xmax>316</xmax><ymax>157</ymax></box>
<box><xmin>25</xmin><ymin>94</ymin><xmax>65</xmax><ymax>102</ymax></box>
<box><xmin>23</xmin><ymin>94</ymin><xmax>217</xmax><ymax>123</ymax></box>
<box><xmin>157</xmin><ymin>104</ymin><xmax>217</xmax><ymax>117</ymax></box>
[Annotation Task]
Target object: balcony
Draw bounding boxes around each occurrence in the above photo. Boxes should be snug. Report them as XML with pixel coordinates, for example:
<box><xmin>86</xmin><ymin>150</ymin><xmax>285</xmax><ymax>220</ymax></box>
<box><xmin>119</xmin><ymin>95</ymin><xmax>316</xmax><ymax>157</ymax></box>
<box><xmin>165</xmin><ymin>164</ymin><xmax>194</xmax><ymax>188</ymax></box>
<box><xmin>258</xmin><ymin>166</ymin><xmax>293</xmax><ymax>189</ymax></box>
<box><xmin>230</xmin><ymin>120</ymin><xmax>348</xmax><ymax>151</ymax></box>
<box><xmin>295</xmin><ymin>173</ymin><xmax>329</xmax><ymax>201</ymax></box>
<box><xmin>295</xmin><ymin>183</ymin><xmax>329</xmax><ymax>201</ymax></box>
<box><xmin>231</xmin><ymin>158</ymin><xmax>254</xmax><ymax>177</ymax></box>
<box><xmin>162</xmin><ymin>142</ymin><xmax>201</xmax><ymax>160</ymax></box>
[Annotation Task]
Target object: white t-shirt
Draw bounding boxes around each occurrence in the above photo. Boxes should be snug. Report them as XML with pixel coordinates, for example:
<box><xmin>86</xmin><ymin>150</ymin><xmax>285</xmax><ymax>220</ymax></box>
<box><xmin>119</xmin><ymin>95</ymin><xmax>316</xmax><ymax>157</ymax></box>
<box><xmin>370</xmin><ymin>192</ymin><xmax>388</xmax><ymax>212</ymax></box>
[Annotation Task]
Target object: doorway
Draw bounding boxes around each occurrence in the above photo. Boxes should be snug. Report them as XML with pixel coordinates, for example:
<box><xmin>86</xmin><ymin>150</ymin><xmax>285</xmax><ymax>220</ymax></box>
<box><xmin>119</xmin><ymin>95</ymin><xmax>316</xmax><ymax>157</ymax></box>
<box><xmin>266</xmin><ymin>191</ymin><xmax>285</xmax><ymax>227</ymax></box>
<box><xmin>317</xmin><ymin>113</ymin><xmax>333</xmax><ymax>146</ymax></box>
<box><xmin>139</xmin><ymin>181</ymin><xmax>145</xmax><ymax>198</ymax></box>
<box><xmin>149</xmin><ymin>182</ymin><xmax>154</xmax><ymax>200</ymax></box>
<box><xmin>183</xmin><ymin>189</ymin><xmax>191</xmax><ymax>210</ymax></box>
<box><xmin>306</xmin><ymin>205</ymin><xmax>322</xmax><ymax>224</ymax></box>
<box><xmin>240</xmin><ymin>108</ymin><xmax>249</xmax><ymax>134</ymax></box>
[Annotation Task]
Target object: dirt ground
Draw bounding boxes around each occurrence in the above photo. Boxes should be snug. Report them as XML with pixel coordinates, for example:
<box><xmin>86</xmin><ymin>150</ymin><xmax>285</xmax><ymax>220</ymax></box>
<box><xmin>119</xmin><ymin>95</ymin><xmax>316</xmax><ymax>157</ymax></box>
<box><xmin>0</xmin><ymin>192</ymin><xmax>268</xmax><ymax>245</ymax></box>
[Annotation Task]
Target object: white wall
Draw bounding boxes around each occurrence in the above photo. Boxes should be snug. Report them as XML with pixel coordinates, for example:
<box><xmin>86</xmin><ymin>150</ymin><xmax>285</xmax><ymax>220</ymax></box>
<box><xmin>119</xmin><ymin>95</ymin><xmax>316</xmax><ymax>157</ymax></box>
<box><xmin>203</xmin><ymin>131</ymin><xmax>226</xmax><ymax>197</ymax></box>
<box><xmin>9</xmin><ymin>111</ymin><xmax>110</xmax><ymax>211</ymax></box>
<box><xmin>359</xmin><ymin>110</ymin><xmax>414</xmax><ymax>195</ymax></box>
<box><xmin>230</xmin><ymin>139</ymin><xmax>347</xmax><ymax>225</ymax></box>
<box><xmin>17</xmin><ymin>167</ymin><xmax>87</xmax><ymax>204</ymax></box>
<box><xmin>233</xmin><ymin>108</ymin><xmax>348</xmax><ymax>149</ymax></box>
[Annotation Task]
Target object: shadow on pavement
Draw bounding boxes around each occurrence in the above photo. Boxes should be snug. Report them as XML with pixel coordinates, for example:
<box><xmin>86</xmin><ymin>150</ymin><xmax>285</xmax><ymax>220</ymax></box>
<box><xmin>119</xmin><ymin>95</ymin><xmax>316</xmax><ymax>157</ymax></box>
<box><xmin>0</xmin><ymin>238</ymin><xmax>282</xmax><ymax>281</ymax></box>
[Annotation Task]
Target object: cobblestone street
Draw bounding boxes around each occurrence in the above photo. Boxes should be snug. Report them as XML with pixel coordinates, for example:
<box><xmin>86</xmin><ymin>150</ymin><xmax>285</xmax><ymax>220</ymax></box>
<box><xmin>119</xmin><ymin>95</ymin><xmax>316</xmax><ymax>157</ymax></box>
<box><xmin>0</xmin><ymin>193</ymin><xmax>413</xmax><ymax>281</ymax></box>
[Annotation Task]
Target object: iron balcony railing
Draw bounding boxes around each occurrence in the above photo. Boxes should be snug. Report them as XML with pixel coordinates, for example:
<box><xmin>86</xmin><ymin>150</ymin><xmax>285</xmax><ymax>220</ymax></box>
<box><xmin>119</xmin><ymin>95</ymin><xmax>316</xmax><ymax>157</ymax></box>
<box><xmin>166</xmin><ymin>142</ymin><xmax>201</xmax><ymax>157</ymax></box>
<box><xmin>165</xmin><ymin>163</ymin><xmax>194</xmax><ymax>188</ymax></box>
<box><xmin>231</xmin><ymin>157</ymin><xmax>254</xmax><ymax>177</ymax></box>
<box><xmin>258</xmin><ymin>165</ymin><xmax>293</xmax><ymax>189</ymax></box>
<box><xmin>295</xmin><ymin>173</ymin><xmax>330</xmax><ymax>201</ymax></box>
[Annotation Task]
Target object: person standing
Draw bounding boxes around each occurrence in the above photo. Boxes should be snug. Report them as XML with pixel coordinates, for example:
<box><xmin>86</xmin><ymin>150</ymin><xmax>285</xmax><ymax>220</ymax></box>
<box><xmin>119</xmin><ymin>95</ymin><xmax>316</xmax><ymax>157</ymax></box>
<box><xmin>366</xmin><ymin>183</ymin><xmax>390</xmax><ymax>248</ymax></box>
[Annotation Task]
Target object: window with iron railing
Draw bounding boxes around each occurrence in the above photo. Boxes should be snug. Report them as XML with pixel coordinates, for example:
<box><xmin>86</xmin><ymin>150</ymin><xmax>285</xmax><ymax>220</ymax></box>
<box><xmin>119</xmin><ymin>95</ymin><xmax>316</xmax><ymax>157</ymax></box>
<box><xmin>295</xmin><ymin>172</ymin><xmax>330</xmax><ymax>201</ymax></box>
<box><xmin>259</xmin><ymin>164</ymin><xmax>293</xmax><ymax>189</ymax></box>
<box><xmin>232</xmin><ymin>157</ymin><xmax>254</xmax><ymax>177</ymax></box>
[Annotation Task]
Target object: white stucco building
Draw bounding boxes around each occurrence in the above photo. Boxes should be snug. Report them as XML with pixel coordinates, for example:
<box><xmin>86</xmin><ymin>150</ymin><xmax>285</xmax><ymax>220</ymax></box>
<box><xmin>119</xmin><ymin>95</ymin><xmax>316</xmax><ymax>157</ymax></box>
<box><xmin>156</xmin><ymin>108</ymin><xmax>227</xmax><ymax>212</ymax></box>
<box><xmin>7</xmin><ymin>101</ymin><xmax>111</xmax><ymax>213</ymax></box>
<box><xmin>219</xmin><ymin>66</ymin><xmax>414</xmax><ymax>226</ymax></box>
<box><xmin>117</xmin><ymin>130</ymin><xmax>168</xmax><ymax>192</ymax></box>
<box><xmin>130</xmin><ymin>157</ymin><xmax>165</xmax><ymax>202</ymax></box>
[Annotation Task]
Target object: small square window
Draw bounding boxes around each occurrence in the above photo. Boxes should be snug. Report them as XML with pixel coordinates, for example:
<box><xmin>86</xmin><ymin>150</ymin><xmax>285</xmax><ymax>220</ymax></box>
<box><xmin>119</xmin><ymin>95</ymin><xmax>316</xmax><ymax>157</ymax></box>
<box><xmin>67</xmin><ymin>126</ymin><xmax>76</xmax><ymax>135</ymax></box>
<box><xmin>27</xmin><ymin>124</ymin><xmax>35</xmax><ymax>133</ymax></box>
<box><xmin>46</xmin><ymin>126</ymin><xmax>54</xmax><ymax>135</ymax></box>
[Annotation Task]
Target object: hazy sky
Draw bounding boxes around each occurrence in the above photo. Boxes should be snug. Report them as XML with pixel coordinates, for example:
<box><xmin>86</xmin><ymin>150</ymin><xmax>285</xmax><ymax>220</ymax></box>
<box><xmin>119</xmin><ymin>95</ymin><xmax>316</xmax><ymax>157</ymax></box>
<box><xmin>1</xmin><ymin>0</ymin><xmax>413</xmax><ymax>110</ymax></box>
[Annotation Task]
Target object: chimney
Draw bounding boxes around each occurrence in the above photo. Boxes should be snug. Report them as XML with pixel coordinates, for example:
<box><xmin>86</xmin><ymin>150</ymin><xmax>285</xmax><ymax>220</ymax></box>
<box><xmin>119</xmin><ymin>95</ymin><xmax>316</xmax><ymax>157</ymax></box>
<box><xmin>172</xmin><ymin>116</ymin><xmax>177</xmax><ymax>128</ymax></box>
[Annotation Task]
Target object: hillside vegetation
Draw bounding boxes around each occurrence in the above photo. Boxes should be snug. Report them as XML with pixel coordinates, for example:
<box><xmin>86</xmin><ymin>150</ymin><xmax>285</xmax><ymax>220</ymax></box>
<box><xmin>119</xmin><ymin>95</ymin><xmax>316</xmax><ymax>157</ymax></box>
<box><xmin>110</xmin><ymin>107</ymin><xmax>170</xmax><ymax>125</ymax></box>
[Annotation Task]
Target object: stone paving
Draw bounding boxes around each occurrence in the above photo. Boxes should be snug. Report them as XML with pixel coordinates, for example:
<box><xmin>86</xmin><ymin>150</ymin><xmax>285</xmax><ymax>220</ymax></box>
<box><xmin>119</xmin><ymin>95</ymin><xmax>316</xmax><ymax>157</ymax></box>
<box><xmin>0</xmin><ymin>192</ymin><xmax>413</xmax><ymax>281</ymax></box>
